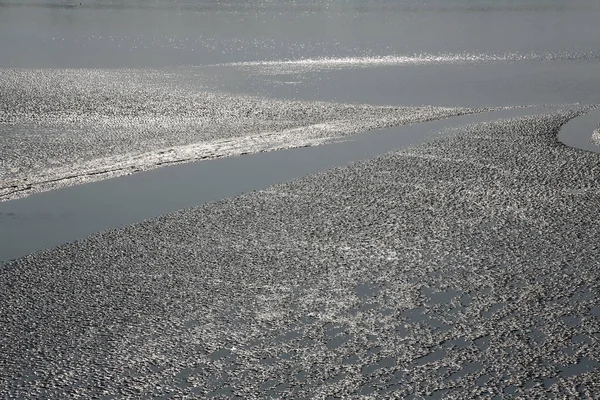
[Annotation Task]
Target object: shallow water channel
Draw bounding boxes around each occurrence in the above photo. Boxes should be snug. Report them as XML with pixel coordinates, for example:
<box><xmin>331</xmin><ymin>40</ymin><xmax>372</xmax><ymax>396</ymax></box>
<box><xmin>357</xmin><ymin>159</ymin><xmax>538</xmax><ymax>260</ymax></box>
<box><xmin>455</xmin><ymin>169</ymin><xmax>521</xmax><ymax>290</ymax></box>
<box><xmin>0</xmin><ymin>106</ymin><xmax>576</xmax><ymax>263</ymax></box>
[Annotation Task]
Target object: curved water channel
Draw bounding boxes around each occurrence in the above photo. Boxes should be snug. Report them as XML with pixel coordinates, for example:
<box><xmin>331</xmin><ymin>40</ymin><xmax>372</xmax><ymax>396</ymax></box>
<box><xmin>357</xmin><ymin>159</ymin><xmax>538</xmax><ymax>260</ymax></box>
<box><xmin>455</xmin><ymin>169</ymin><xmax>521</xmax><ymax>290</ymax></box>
<box><xmin>558</xmin><ymin>106</ymin><xmax>600</xmax><ymax>152</ymax></box>
<box><xmin>0</xmin><ymin>105</ymin><xmax>596</xmax><ymax>263</ymax></box>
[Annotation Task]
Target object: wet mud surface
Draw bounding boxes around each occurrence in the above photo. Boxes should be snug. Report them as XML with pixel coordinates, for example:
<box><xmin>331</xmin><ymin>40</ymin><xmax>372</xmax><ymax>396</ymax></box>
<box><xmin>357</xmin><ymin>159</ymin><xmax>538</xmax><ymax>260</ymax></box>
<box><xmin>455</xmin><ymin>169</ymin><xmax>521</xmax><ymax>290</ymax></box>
<box><xmin>1</xmin><ymin>109</ymin><xmax>599</xmax><ymax>398</ymax></box>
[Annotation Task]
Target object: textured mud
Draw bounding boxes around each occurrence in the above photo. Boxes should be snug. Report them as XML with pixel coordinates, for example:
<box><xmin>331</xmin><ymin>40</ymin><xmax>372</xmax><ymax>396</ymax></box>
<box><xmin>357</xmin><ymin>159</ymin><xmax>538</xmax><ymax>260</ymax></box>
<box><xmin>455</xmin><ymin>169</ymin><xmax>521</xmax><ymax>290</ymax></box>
<box><xmin>1</xmin><ymin>109</ymin><xmax>599</xmax><ymax>398</ymax></box>
<box><xmin>0</xmin><ymin>68</ymin><xmax>490</xmax><ymax>201</ymax></box>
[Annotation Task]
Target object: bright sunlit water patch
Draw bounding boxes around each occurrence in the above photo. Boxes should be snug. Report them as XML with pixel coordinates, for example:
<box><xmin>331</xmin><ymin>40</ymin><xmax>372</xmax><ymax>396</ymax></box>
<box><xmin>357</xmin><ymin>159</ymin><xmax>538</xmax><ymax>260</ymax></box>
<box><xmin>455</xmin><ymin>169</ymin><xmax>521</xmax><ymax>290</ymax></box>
<box><xmin>222</xmin><ymin>51</ymin><xmax>600</xmax><ymax>74</ymax></box>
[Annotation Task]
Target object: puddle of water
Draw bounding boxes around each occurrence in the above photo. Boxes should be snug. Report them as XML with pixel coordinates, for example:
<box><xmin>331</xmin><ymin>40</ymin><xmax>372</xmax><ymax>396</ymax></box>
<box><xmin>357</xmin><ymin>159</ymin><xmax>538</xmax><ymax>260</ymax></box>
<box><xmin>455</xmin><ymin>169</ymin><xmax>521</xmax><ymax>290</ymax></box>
<box><xmin>207</xmin><ymin>386</ymin><xmax>235</xmax><ymax>398</ymax></box>
<box><xmin>448</xmin><ymin>362</ymin><xmax>484</xmax><ymax>381</ymax></box>
<box><xmin>362</xmin><ymin>357</ymin><xmax>397</xmax><ymax>375</ymax></box>
<box><xmin>590</xmin><ymin>305</ymin><xmax>600</xmax><ymax>320</ymax></box>
<box><xmin>401</xmin><ymin>305</ymin><xmax>452</xmax><ymax>331</ymax></box>
<box><xmin>442</xmin><ymin>337</ymin><xmax>470</xmax><ymax>349</ymax></box>
<box><xmin>359</xmin><ymin>384</ymin><xmax>377</xmax><ymax>396</ymax></box>
<box><xmin>295</xmin><ymin>371</ymin><xmax>308</xmax><ymax>381</ymax></box>
<box><xmin>474</xmin><ymin>336</ymin><xmax>491</xmax><ymax>351</ymax></box>
<box><xmin>414</xmin><ymin>349</ymin><xmax>446</xmax><ymax>366</ymax></box>
<box><xmin>561</xmin><ymin>315</ymin><xmax>581</xmax><ymax>327</ymax></box>
<box><xmin>428</xmin><ymin>388</ymin><xmax>451</xmax><ymax>399</ymax></box>
<box><xmin>260</xmin><ymin>379</ymin><xmax>280</xmax><ymax>390</ymax></box>
<box><xmin>343</xmin><ymin>355</ymin><xmax>360</xmax><ymax>365</ymax></box>
<box><xmin>355</xmin><ymin>282</ymin><xmax>380</xmax><ymax>298</ymax></box>
<box><xmin>527</xmin><ymin>329</ymin><xmax>546</xmax><ymax>346</ymax></box>
<box><xmin>367</xmin><ymin>346</ymin><xmax>383</xmax><ymax>356</ymax></box>
<box><xmin>505</xmin><ymin>385</ymin><xmax>518</xmax><ymax>395</ymax></box>
<box><xmin>460</xmin><ymin>294</ymin><xmax>473</xmax><ymax>307</ymax></box>
<box><xmin>210</xmin><ymin>348</ymin><xmax>234</xmax><ymax>361</ymax></box>
<box><xmin>278</xmin><ymin>351</ymin><xmax>294</xmax><ymax>360</ymax></box>
<box><xmin>476</xmin><ymin>374</ymin><xmax>492</xmax><ymax>386</ymax></box>
<box><xmin>481</xmin><ymin>302</ymin><xmax>505</xmax><ymax>318</ymax></box>
<box><xmin>544</xmin><ymin>377</ymin><xmax>558</xmax><ymax>388</ymax></box>
<box><xmin>559</xmin><ymin>357</ymin><xmax>600</xmax><ymax>378</ymax></box>
<box><xmin>424</xmin><ymin>289</ymin><xmax>462</xmax><ymax>305</ymax></box>
<box><xmin>572</xmin><ymin>334</ymin><xmax>592</xmax><ymax>344</ymax></box>
<box><xmin>402</xmin><ymin>307</ymin><xmax>426</xmax><ymax>321</ymax></box>
<box><xmin>326</xmin><ymin>333</ymin><xmax>351</xmax><ymax>350</ymax></box>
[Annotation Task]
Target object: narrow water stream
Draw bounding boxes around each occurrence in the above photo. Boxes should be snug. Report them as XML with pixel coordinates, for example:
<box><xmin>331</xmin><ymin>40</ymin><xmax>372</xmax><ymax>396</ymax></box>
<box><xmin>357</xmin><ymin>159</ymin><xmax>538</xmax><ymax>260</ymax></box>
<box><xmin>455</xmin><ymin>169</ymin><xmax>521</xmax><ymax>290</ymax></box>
<box><xmin>0</xmin><ymin>106</ymin><xmax>575</xmax><ymax>263</ymax></box>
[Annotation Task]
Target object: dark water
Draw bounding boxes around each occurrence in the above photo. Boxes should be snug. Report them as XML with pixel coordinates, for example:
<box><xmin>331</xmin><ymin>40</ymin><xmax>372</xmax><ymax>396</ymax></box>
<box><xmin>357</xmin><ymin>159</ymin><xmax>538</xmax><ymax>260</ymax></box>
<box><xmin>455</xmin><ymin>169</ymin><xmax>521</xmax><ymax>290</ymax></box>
<box><xmin>2</xmin><ymin>0</ymin><xmax>600</xmax><ymax>68</ymax></box>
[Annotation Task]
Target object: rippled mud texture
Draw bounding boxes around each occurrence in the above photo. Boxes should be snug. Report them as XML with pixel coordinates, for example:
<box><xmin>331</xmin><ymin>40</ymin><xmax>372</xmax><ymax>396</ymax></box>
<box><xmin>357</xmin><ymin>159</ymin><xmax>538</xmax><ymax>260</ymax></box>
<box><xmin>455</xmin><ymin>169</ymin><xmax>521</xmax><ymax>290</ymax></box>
<box><xmin>2</xmin><ymin>110</ymin><xmax>600</xmax><ymax>398</ymax></box>
<box><xmin>0</xmin><ymin>69</ymin><xmax>488</xmax><ymax>201</ymax></box>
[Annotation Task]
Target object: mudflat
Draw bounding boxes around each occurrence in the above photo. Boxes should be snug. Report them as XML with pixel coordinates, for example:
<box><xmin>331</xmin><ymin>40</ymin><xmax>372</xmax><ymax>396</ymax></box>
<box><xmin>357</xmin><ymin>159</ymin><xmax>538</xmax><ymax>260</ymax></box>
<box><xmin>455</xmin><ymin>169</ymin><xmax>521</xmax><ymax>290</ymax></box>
<box><xmin>2</xmin><ymin>110</ymin><xmax>599</xmax><ymax>398</ymax></box>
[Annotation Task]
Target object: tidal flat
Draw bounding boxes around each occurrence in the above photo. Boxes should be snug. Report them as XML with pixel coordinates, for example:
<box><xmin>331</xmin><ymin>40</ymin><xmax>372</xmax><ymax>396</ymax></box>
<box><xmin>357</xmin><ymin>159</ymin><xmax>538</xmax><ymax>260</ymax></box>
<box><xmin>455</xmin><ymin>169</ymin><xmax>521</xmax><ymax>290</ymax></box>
<box><xmin>2</xmin><ymin>0</ymin><xmax>600</xmax><ymax>398</ymax></box>
<box><xmin>1</xmin><ymin>110</ymin><xmax>599</xmax><ymax>398</ymax></box>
